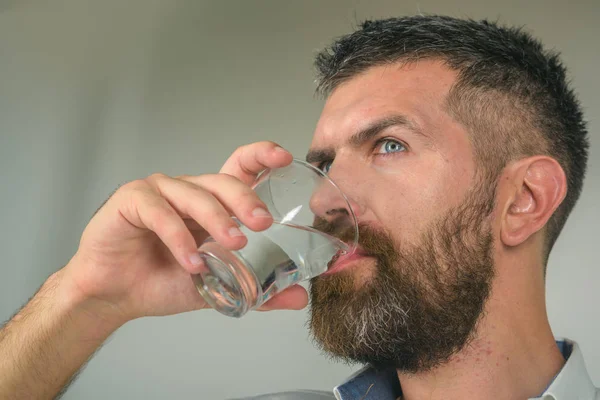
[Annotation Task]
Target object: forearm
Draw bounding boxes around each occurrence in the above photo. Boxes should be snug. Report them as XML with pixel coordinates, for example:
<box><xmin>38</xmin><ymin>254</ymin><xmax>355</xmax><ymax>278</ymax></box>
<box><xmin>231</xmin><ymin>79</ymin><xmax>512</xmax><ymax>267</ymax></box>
<box><xmin>0</xmin><ymin>268</ymin><xmax>124</xmax><ymax>399</ymax></box>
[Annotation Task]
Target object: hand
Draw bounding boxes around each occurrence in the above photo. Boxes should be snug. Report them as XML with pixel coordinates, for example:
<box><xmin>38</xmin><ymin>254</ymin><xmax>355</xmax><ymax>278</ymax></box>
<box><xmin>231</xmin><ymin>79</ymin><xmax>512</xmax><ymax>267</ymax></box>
<box><xmin>63</xmin><ymin>142</ymin><xmax>308</xmax><ymax>324</ymax></box>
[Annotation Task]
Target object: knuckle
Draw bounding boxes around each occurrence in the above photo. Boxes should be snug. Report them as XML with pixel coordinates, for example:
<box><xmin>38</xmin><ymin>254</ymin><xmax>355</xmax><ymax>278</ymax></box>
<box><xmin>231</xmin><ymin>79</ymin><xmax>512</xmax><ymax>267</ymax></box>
<box><xmin>121</xmin><ymin>179</ymin><xmax>148</xmax><ymax>192</ymax></box>
<box><xmin>189</xmin><ymin>173</ymin><xmax>217</xmax><ymax>187</ymax></box>
<box><xmin>150</xmin><ymin>204</ymin><xmax>178</xmax><ymax>230</ymax></box>
<box><xmin>237</xmin><ymin>190</ymin><xmax>260</xmax><ymax>206</ymax></box>
<box><xmin>114</xmin><ymin>180</ymin><xmax>151</xmax><ymax>206</ymax></box>
<box><xmin>146</xmin><ymin>172</ymin><xmax>169</xmax><ymax>183</ymax></box>
<box><xmin>234</xmin><ymin>144</ymin><xmax>250</xmax><ymax>156</ymax></box>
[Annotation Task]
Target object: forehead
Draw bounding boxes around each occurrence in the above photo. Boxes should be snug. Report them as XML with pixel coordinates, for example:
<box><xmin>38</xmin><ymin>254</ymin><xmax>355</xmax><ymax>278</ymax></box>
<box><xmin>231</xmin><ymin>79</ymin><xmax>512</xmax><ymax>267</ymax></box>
<box><xmin>310</xmin><ymin>60</ymin><xmax>460</xmax><ymax>148</ymax></box>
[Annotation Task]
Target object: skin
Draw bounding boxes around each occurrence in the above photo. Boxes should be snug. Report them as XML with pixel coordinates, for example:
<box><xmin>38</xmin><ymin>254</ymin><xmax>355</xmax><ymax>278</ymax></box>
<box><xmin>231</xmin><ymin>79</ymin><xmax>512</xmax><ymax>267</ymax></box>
<box><xmin>307</xmin><ymin>60</ymin><xmax>567</xmax><ymax>399</ymax></box>
<box><xmin>0</xmin><ymin>143</ymin><xmax>307</xmax><ymax>399</ymax></box>
<box><xmin>0</xmin><ymin>60</ymin><xmax>568</xmax><ymax>399</ymax></box>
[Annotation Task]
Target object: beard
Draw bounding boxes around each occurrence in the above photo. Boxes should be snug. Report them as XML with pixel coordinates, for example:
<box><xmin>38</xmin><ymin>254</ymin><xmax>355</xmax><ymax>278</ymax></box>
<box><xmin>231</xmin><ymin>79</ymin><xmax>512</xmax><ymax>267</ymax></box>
<box><xmin>309</xmin><ymin>182</ymin><xmax>496</xmax><ymax>373</ymax></box>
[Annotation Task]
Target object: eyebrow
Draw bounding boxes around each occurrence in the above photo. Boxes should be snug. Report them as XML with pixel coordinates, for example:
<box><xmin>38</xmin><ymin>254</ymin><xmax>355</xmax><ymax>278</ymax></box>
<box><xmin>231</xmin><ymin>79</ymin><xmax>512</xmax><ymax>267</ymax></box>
<box><xmin>305</xmin><ymin>114</ymin><xmax>425</xmax><ymax>164</ymax></box>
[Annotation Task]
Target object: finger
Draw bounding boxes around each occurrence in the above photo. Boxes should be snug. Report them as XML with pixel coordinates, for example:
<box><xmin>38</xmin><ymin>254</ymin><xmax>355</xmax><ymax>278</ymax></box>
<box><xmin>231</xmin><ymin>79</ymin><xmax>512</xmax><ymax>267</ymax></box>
<box><xmin>121</xmin><ymin>186</ymin><xmax>202</xmax><ymax>274</ymax></box>
<box><xmin>146</xmin><ymin>174</ymin><xmax>249</xmax><ymax>254</ymax></box>
<box><xmin>257</xmin><ymin>285</ymin><xmax>309</xmax><ymax>311</ymax></box>
<box><xmin>178</xmin><ymin>174</ymin><xmax>273</xmax><ymax>232</ymax></box>
<box><xmin>219</xmin><ymin>141</ymin><xmax>293</xmax><ymax>185</ymax></box>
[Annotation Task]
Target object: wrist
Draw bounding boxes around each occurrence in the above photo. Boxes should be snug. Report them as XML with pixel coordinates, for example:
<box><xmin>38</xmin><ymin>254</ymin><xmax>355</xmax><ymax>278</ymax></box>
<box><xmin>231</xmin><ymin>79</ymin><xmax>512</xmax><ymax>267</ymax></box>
<box><xmin>55</xmin><ymin>262</ymin><xmax>128</xmax><ymax>340</ymax></box>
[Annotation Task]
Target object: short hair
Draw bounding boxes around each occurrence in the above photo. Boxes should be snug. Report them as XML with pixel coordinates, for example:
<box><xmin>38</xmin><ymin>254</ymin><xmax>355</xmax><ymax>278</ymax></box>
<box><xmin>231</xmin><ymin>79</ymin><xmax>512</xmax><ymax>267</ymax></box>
<box><xmin>314</xmin><ymin>15</ymin><xmax>589</xmax><ymax>265</ymax></box>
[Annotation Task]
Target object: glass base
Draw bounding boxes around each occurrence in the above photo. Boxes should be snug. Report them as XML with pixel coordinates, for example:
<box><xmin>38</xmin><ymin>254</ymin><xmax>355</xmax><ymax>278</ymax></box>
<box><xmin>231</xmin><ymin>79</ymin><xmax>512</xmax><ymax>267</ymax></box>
<box><xmin>191</xmin><ymin>241</ymin><xmax>260</xmax><ymax>318</ymax></box>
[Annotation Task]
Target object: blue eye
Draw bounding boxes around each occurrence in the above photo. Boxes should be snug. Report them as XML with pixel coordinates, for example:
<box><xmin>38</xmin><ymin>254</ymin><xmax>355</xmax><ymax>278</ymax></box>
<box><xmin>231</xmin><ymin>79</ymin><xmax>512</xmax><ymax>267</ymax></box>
<box><xmin>376</xmin><ymin>139</ymin><xmax>406</xmax><ymax>154</ymax></box>
<box><xmin>320</xmin><ymin>161</ymin><xmax>332</xmax><ymax>174</ymax></box>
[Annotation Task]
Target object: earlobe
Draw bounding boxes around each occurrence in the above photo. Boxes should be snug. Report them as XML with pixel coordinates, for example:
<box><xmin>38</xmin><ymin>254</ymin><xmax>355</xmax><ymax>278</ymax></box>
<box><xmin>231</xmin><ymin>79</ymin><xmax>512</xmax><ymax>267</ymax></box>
<box><xmin>500</xmin><ymin>157</ymin><xmax>567</xmax><ymax>248</ymax></box>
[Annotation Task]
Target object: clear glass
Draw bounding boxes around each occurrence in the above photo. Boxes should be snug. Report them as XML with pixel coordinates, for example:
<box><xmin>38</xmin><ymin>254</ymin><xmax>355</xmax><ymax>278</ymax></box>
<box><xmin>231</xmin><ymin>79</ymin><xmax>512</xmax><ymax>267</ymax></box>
<box><xmin>191</xmin><ymin>159</ymin><xmax>358</xmax><ymax>317</ymax></box>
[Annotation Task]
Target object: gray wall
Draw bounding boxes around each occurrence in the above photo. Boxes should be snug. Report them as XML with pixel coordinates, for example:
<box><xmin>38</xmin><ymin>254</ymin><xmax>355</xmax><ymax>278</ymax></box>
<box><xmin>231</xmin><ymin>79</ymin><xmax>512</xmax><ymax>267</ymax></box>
<box><xmin>0</xmin><ymin>0</ymin><xmax>598</xmax><ymax>398</ymax></box>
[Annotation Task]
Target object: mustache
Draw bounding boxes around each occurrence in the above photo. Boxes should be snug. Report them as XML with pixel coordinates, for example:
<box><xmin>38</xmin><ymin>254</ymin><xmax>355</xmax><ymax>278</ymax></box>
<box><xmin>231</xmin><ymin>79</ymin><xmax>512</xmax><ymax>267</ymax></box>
<box><xmin>313</xmin><ymin>217</ymin><xmax>397</xmax><ymax>260</ymax></box>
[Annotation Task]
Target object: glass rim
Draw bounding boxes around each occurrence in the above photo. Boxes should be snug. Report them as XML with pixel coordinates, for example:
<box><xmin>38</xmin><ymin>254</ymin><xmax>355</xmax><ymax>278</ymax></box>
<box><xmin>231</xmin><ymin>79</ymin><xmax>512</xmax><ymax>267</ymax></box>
<box><xmin>255</xmin><ymin>158</ymin><xmax>359</xmax><ymax>252</ymax></box>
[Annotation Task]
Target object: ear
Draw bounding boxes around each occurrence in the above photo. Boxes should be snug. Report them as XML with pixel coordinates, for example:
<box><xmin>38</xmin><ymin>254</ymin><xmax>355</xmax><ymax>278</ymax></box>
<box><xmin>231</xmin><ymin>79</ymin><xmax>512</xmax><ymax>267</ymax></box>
<box><xmin>500</xmin><ymin>156</ymin><xmax>567</xmax><ymax>247</ymax></box>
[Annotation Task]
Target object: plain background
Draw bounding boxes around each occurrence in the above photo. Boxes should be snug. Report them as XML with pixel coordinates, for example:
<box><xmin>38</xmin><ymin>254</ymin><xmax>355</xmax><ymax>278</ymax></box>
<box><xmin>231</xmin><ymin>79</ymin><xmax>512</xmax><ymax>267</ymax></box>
<box><xmin>0</xmin><ymin>0</ymin><xmax>598</xmax><ymax>398</ymax></box>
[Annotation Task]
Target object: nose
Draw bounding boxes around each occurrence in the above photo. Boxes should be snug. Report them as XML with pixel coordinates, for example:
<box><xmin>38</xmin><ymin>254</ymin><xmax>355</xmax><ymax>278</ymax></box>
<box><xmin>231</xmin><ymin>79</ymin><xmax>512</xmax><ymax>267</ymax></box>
<box><xmin>309</xmin><ymin>178</ymin><xmax>363</xmax><ymax>222</ymax></box>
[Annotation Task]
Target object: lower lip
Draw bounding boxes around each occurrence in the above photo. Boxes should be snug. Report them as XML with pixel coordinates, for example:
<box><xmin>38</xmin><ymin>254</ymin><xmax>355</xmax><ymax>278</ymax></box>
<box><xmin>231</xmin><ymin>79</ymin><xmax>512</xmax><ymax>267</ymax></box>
<box><xmin>324</xmin><ymin>251</ymin><xmax>370</xmax><ymax>275</ymax></box>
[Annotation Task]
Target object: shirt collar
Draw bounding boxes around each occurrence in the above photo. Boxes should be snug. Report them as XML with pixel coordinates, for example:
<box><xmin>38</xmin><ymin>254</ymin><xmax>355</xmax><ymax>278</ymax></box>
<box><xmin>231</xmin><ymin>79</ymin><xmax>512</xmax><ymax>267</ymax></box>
<box><xmin>334</xmin><ymin>365</ymin><xmax>401</xmax><ymax>400</ymax></box>
<box><xmin>531</xmin><ymin>338</ymin><xmax>597</xmax><ymax>400</ymax></box>
<box><xmin>334</xmin><ymin>338</ymin><xmax>596</xmax><ymax>400</ymax></box>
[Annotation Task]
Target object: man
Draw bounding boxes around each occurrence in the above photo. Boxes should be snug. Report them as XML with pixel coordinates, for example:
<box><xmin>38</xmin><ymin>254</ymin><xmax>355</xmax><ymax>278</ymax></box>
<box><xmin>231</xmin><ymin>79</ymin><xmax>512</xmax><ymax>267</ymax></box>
<box><xmin>0</xmin><ymin>15</ymin><xmax>594</xmax><ymax>400</ymax></box>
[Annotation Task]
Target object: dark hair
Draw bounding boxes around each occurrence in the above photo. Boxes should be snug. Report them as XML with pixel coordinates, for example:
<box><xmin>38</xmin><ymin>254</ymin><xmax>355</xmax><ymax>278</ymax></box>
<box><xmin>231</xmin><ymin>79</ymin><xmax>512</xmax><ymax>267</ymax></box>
<box><xmin>314</xmin><ymin>15</ymin><xmax>589</xmax><ymax>265</ymax></box>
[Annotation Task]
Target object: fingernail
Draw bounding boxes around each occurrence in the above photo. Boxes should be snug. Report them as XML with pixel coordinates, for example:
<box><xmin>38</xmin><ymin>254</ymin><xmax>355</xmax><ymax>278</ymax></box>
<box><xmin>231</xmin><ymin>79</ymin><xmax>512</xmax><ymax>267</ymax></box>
<box><xmin>228</xmin><ymin>227</ymin><xmax>245</xmax><ymax>237</ymax></box>
<box><xmin>274</xmin><ymin>146</ymin><xmax>288</xmax><ymax>154</ymax></box>
<box><xmin>189</xmin><ymin>253</ymin><xmax>203</xmax><ymax>266</ymax></box>
<box><xmin>252</xmin><ymin>207</ymin><xmax>272</xmax><ymax>218</ymax></box>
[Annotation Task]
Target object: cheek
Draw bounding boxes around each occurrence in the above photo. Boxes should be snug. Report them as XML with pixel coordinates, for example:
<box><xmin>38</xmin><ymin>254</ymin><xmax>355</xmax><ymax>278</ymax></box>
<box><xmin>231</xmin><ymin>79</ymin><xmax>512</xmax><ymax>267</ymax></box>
<box><xmin>367</xmin><ymin>159</ymin><xmax>472</xmax><ymax>243</ymax></box>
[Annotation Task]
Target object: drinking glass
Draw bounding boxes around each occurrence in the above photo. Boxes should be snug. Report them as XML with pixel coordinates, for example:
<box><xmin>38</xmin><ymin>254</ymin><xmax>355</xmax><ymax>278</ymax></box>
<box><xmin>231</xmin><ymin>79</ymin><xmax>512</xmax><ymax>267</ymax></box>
<box><xmin>191</xmin><ymin>159</ymin><xmax>358</xmax><ymax>317</ymax></box>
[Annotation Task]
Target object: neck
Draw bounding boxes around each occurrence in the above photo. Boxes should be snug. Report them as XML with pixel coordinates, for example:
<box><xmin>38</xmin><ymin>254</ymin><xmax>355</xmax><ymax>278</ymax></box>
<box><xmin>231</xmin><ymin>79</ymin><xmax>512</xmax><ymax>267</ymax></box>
<box><xmin>397</xmin><ymin>256</ymin><xmax>564</xmax><ymax>400</ymax></box>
